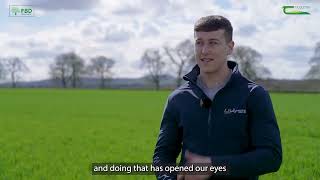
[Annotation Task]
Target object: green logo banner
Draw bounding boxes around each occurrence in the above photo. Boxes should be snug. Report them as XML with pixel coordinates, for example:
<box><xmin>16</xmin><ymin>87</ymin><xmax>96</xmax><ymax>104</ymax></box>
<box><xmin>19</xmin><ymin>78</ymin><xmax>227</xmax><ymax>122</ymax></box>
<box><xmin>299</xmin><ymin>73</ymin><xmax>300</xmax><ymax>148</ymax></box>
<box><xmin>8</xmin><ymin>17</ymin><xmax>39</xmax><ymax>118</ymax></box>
<box><xmin>283</xmin><ymin>5</ymin><xmax>311</xmax><ymax>15</ymax></box>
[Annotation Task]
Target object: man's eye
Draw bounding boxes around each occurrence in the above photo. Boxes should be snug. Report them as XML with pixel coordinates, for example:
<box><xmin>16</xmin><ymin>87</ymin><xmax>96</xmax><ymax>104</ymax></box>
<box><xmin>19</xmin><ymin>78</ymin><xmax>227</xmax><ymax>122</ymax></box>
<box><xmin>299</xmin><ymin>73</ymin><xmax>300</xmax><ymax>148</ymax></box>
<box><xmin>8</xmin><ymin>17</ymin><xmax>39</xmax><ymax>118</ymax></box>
<box><xmin>196</xmin><ymin>42</ymin><xmax>203</xmax><ymax>46</ymax></box>
<box><xmin>209</xmin><ymin>41</ymin><xmax>218</xmax><ymax>45</ymax></box>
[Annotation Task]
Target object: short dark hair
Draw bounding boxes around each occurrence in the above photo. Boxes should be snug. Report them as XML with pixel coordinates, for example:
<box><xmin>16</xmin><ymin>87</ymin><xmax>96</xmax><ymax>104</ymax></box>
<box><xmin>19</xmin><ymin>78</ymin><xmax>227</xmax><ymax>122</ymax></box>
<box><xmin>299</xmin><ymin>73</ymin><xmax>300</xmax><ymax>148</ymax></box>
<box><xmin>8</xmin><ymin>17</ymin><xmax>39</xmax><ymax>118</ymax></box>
<box><xmin>194</xmin><ymin>15</ymin><xmax>233</xmax><ymax>42</ymax></box>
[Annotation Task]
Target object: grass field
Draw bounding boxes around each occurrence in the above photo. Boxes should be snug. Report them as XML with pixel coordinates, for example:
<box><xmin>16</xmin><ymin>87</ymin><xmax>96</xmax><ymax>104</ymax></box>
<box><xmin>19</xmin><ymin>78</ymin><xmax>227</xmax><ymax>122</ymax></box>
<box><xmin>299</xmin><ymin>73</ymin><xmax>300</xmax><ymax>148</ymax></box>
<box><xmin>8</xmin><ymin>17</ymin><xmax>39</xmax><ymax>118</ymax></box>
<box><xmin>0</xmin><ymin>89</ymin><xmax>319</xmax><ymax>180</ymax></box>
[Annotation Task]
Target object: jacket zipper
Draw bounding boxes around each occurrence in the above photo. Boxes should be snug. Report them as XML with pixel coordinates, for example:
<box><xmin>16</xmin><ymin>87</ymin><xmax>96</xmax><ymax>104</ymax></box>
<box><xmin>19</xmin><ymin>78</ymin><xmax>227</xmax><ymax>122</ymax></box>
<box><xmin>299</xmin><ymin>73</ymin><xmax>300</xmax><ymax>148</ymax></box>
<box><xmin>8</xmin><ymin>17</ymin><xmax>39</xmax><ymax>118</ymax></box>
<box><xmin>207</xmin><ymin>90</ymin><xmax>222</xmax><ymax>147</ymax></box>
<box><xmin>185</xmin><ymin>78</ymin><xmax>226</xmax><ymax>152</ymax></box>
<box><xmin>207</xmin><ymin>109</ymin><xmax>212</xmax><ymax>137</ymax></box>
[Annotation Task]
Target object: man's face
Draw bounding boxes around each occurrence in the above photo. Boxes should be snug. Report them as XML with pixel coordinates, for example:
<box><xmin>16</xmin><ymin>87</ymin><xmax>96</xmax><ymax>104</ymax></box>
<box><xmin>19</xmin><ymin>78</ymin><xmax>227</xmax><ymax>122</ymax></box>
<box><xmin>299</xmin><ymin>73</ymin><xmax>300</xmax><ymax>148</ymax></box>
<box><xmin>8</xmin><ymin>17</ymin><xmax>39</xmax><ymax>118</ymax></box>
<box><xmin>194</xmin><ymin>29</ymin><xmax>234</xmax><ymax>74</ymax></box>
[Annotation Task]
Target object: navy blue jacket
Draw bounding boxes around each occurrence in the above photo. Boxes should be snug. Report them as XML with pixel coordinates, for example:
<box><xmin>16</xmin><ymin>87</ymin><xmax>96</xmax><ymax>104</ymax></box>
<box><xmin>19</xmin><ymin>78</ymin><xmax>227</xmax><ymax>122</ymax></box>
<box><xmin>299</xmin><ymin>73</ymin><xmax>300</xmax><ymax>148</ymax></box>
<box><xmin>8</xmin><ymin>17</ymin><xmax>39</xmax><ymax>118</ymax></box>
<box><xmin>153</xmin><ymin>61</ymin><xmax>282</xmax><ymax>180</ymax></box>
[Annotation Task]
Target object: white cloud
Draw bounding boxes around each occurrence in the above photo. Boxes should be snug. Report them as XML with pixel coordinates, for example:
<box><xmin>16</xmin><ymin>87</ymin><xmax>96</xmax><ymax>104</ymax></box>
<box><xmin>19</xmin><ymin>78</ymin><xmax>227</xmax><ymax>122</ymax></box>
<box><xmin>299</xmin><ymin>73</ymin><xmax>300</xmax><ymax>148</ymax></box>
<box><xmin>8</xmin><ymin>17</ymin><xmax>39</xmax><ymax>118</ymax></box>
<box><xmin>7</xmin><ymin>0</ymin><xmax>100</xmax><ymax>10</ymax></box>
<box><xmin>264</xmin><ymin>57</ymin><xmax>310</xmax><ymax>79</ymax></box>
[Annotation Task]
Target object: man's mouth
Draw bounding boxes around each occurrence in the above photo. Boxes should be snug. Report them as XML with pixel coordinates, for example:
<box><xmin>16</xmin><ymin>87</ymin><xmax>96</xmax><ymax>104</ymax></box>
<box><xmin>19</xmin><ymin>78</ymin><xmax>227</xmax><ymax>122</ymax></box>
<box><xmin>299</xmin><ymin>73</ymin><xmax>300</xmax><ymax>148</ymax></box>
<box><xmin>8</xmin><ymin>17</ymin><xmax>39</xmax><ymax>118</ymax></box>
<box><xmin>200</xmin><ymin>58</ymin><xmax>214</xmax><ymax>62</ymax></box>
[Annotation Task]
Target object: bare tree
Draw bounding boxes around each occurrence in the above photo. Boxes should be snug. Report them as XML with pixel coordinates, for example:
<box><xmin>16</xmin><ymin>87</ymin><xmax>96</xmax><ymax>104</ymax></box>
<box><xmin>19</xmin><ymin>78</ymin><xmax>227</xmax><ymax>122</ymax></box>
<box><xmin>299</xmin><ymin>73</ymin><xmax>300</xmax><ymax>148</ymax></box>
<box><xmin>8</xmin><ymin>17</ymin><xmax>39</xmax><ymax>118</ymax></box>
<box><xmin>231</xmin><ymin>46</ymin><xmax>271</xmax><ymax>80</ymax></box>
<box><xmin>164</xmin><ymin>39</ymin><xmax>195</xmax><ymax>87</ymax></box>
<box><xmin>140</xmin><ymin>49</ymin><xmax>165</xmax><ymax>90</ymax></box>
<box><xmin>4</xmin><ymin>57</ymin><xmax>29</xmax><ymax>88</ymax></box>
<box><xmin>305</xmin><ymin>42</ymin><xmax>320</xmax><ymax>79</ymax></box>
<box><xmin>88</xmin><ymin>56</ymin><xmax>115</xmax><ymax>89</ymax></box>
<box><xmin>50</xmin><ymin>52</ymin><xmax>85</xmax><ymax>88</ymax></box>
<box><xmin>67</xmin><ymin>53</ymin><xmax>85</xmax><ymax>88</ymax></box>
<box><xmin>50</xmin><ymin>54</ymin><xmax>72</xmax><ymax>88</ymax></box>
<box><xmin>0</xmin><ymin>60</ymin><xmax>7</xmax><ymax>80</ymax></box>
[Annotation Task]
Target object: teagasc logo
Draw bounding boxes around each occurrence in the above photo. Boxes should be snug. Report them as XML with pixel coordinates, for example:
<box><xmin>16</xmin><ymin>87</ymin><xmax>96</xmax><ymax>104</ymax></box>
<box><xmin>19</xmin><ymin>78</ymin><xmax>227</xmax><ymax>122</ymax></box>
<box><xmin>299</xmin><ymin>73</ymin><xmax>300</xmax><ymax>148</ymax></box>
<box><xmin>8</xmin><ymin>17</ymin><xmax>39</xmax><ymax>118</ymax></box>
<box><xmin>283</xmin><ymin>5</ymin><xmax>311</xmax><ymax>15</ymax></box>
<box><xmin>9</xmin><ymin>5</ymin><xmax>34</xmax><ymax>17</ymax></box>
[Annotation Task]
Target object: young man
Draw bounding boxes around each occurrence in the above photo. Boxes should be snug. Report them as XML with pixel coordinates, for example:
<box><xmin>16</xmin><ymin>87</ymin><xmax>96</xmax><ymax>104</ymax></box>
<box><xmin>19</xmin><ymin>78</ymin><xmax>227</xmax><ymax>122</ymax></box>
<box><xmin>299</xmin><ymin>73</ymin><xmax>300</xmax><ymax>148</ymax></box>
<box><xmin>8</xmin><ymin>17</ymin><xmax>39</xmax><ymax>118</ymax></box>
<box><xmin>153</xmin><ymin>15</ymin><xmax>282</xmax><ymax>180</ymax></box>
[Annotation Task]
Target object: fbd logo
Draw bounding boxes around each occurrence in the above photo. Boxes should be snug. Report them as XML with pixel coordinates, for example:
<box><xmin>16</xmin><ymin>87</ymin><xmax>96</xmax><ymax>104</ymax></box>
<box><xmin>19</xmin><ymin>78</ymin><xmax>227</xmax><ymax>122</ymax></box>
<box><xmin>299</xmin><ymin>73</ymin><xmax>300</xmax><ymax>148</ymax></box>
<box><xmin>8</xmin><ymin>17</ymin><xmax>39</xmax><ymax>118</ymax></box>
<box><xmin>282</xmin><ymin>5</ymin><xmax>311</xmax><ymax>15</ymax></box>
<box><xmin>9</xmin><ymin>5</ymin><xmax>34</xmax><ymax>17</ymax></box>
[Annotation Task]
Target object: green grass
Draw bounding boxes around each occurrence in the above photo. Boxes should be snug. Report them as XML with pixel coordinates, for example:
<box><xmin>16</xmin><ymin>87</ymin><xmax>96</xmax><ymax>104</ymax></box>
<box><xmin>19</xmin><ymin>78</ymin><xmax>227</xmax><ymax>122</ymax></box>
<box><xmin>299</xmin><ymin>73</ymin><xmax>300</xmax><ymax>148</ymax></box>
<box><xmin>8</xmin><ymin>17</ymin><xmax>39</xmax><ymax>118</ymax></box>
<box><xmin>0</xmin><ymin>89</ymin><xmax>319</xmax><ymax>180</ymax></box>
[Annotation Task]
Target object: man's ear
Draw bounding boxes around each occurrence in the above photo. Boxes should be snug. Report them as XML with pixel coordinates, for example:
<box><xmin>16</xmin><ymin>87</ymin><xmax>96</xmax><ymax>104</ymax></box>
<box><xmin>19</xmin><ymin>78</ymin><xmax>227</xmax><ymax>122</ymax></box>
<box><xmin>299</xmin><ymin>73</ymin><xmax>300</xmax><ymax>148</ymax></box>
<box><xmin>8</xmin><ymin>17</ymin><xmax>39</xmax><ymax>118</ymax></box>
<box><xmin>227</xmin><ymin>40</ymin><xmax>234</xmax><ymax>55</ymax></box>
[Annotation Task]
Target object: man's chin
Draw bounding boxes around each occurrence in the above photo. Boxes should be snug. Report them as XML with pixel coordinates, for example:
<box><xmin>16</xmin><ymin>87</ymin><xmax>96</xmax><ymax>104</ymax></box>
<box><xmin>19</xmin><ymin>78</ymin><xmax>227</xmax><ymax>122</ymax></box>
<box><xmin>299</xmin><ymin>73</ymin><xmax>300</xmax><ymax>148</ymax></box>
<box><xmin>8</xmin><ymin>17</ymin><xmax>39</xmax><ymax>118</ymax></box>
<box><xmin>200</xmin><ymin>68</ymin><xmax>216</xmax><ymax>74</ymax></box>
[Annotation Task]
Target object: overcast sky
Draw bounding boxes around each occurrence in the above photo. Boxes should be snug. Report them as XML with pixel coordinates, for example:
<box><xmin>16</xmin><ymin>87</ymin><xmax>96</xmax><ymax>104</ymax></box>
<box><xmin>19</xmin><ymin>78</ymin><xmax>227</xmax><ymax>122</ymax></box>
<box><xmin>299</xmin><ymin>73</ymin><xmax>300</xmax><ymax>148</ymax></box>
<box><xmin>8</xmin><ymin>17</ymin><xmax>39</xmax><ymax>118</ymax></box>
<box><xmin>1</xmin><ymin>0</ymin><xmax>319</xmax><ymax>81</ymax></box>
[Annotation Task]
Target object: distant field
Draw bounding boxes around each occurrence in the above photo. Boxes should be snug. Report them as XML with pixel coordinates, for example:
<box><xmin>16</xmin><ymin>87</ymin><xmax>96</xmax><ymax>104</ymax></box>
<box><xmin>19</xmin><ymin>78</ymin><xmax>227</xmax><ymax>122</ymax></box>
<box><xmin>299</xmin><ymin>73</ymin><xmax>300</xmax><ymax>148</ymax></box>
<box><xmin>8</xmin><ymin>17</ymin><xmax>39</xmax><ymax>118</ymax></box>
<box><xmin>0</xmin><ymin>89</ymin><xmax>319</xmax><ymax>180</ymax></box>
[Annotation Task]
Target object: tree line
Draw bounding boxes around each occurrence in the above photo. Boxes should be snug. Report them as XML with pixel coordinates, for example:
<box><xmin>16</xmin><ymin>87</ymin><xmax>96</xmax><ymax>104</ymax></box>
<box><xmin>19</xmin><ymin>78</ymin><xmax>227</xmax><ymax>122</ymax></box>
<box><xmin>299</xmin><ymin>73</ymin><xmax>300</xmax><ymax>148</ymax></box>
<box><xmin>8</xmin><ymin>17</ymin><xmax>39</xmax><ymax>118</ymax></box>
<box><xmin>0</xmin><ymin>40</ymin><xmax>320</xmax><ymax>89</ymax></box>
<box><xmin>49</xmin><ymin>52</ymin><xmax>115</xmax><ymax>89</ymax></box>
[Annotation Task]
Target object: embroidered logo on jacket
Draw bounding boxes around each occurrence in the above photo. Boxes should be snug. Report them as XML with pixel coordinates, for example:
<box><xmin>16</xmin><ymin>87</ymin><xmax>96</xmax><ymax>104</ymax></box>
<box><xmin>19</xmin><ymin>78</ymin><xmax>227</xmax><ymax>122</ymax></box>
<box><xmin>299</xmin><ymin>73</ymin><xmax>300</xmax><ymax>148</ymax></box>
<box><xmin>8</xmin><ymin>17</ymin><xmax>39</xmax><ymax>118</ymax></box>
<box><xmin>224</xmin><ymin>108</ymin><xmax>246</xmax><ymax>114</ymax></box>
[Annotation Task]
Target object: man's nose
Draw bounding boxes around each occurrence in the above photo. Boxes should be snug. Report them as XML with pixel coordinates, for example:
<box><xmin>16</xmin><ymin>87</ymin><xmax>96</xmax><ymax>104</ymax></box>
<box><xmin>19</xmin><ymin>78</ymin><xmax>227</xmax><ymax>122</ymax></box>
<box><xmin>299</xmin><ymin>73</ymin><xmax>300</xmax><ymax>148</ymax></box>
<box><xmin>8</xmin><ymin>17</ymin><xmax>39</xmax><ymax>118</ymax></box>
<box><xmin>201</xmin><ymin>45</ymin><xmax>210</xmax><ymax>55</ymax></box>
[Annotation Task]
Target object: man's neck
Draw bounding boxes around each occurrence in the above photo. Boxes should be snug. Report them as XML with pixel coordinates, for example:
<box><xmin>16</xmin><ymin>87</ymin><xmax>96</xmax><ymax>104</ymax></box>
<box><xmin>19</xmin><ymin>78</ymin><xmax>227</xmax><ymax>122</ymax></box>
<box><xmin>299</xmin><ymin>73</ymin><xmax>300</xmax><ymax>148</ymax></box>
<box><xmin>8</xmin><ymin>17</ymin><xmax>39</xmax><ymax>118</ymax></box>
<box><xmin>199</xmin><ymin>62</ymin><xmax>231</xmax><ymax>89</ymax></box>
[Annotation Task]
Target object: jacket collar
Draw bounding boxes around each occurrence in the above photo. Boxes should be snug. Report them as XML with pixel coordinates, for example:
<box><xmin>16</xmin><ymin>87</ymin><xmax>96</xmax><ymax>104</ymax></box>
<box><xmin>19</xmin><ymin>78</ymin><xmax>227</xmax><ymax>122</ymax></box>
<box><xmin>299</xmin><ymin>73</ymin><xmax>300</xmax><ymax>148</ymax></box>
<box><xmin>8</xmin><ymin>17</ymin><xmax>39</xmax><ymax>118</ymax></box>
<box><xmin>183</xmin><ymin>60</ymin><xmax>241</xmax><ymax>87</ymax></box>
